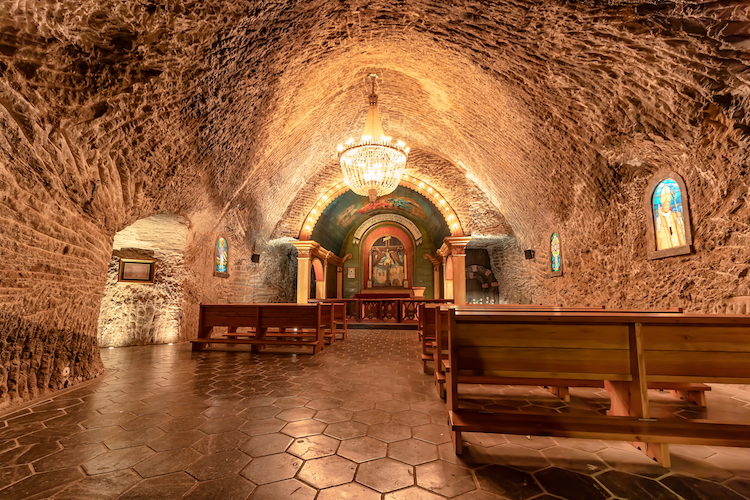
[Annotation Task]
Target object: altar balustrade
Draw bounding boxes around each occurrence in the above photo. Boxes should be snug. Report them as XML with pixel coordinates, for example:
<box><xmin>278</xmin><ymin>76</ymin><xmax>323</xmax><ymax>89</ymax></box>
<box><xmin>311</xmin><ymin>298</ymin><xmax>452</xmax><ymax>323</ymax></box>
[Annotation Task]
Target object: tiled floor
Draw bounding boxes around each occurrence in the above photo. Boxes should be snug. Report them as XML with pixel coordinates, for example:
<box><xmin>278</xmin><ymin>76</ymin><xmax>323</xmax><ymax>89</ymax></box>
<box><xmin>2</xmin><ymin>329</ymin><xmax>750</xmax><ymax>499</ymax></box>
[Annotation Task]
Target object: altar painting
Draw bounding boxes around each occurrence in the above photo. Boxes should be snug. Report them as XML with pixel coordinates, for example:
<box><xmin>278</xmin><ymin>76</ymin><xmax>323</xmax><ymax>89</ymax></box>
<box><xmin>371</xmin><ymin>236</ymin><xmax>406</xmax><ymax>287</ymax></box>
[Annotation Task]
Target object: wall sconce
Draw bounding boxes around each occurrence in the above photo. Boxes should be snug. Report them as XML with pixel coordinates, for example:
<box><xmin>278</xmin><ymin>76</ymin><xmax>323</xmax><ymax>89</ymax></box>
<box><xmin>524</xmin><ymin>249</ymin><xmax>535</xmax><ymax>260</ymax></box>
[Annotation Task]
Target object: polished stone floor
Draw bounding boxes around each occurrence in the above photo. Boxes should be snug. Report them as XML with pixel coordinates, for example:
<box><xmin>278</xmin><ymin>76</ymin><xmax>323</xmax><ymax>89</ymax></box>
<box><xmin>2</xmin><ymin>330</ymin><xmax>750</xmax><ymax>499</ymax></box>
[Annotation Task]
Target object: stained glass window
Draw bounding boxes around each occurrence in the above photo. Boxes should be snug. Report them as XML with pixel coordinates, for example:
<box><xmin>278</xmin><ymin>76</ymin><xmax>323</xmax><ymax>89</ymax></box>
<box><xmin>652</xmin><ymin>179</ymin><xmax>686</xmax><ymax>251</ymax></box>
<box><xmin>550</xmin><ymin>233</ymin><xmax>561</xmax><ymax>274</ymax></box>
<box><xmin>216</xmin><ymin>237</ymin><xmax>228</xmax><ymax>274</ymax></box>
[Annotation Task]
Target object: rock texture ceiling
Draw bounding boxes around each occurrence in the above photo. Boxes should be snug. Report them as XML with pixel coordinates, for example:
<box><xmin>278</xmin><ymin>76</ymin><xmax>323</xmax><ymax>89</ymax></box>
<box><xmin>1</xmin><ymin>0</ymin><xmax>748</xmax><ymax>248</ymax></box>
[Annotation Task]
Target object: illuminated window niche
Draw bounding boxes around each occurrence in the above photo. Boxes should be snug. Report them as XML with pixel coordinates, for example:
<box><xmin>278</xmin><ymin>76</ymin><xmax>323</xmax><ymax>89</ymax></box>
<box><xmin>645</xmin><ymin>173</ymin><xmax>693</xmax><ymax>260</ymax></box>
<box><xmin>550</xmin><ymin>232</ymin><xmax>563</xmax><ymax>277</ymax></box>
<box><xmin>118</xmin><ymin>259</ymin><xmax>155</xmax><ymax>284</ymax></box>
<box><xmin>215</xmin><ymin>237</ymin><xmax>229</xmax><ymax>277</ymax></box>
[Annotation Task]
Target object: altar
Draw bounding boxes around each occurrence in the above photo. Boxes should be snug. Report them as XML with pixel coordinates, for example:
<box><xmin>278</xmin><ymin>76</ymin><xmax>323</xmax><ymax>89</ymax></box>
<box><xmin>354</xmin><ymin>291</ymin><xmax>412</xmax><ymax>299</ymax></box>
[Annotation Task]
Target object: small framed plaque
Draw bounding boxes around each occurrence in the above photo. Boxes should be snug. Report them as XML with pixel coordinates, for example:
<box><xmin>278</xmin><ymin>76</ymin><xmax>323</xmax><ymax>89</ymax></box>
<box><xmin>347</xmin><ymin>267</ymin><xmax>356</xmax><ymax>279</ymax></box>
<box><xmin>118</xmin><ymin>259</ymin><xmax>155</xmax><ymax>284</ymax></box>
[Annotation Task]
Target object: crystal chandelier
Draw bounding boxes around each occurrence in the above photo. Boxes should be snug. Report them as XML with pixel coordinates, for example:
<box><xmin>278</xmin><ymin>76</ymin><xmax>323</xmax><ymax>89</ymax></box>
<box><xmin>337</xmin><ymin>74</ymin><xmax>409</xmax><ymax>202</ymax></box>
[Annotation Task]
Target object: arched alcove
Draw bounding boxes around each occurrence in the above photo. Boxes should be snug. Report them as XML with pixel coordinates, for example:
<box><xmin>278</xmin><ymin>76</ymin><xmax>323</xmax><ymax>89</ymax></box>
<box><xmin>97</xmin><ymin>213</ymin><xmax>190</xmax><ymax>347</ymax></box>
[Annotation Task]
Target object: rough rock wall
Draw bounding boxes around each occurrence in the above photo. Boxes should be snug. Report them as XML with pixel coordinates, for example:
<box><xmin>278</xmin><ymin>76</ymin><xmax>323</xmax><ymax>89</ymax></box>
<box><xmin>539</xmin><ymin>129</ymin><xmax>750</xmax><ymax>313</ymax></box>
<box><xmin>230</xmin><ymin>239</ymin><xmax>297</xmax><ymax>304</ymax></box>
<box><xmin>0</xmin><ymin>84</ymin><xmax>108</xmax><ymax>410</ymax></box>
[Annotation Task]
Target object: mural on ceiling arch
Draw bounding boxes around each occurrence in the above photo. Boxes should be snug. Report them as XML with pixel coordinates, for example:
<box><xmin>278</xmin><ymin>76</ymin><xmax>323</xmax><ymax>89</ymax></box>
<box><xmin>336</xmin><ymin>195</ymin><xmax>429</xmax><ymax>227</ymax></box>
<box><xmin>358</xmin><ymin>196</ymin><xmax>428</xmax><ymax>220</ymax></box>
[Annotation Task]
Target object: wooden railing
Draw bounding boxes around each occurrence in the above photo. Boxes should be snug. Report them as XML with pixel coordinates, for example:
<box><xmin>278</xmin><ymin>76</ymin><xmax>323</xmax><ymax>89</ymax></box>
<box><xmin>311</xmin><ymin>298</ymin><xmax>452</xmax><ymax>323</ymax></box>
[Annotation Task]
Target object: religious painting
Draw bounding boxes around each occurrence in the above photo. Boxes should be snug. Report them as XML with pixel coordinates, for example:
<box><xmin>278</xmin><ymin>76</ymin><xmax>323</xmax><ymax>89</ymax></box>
<box><xmin>652</xmin><ymin>179</ymin><xmax>686</xmax><ymax>250</ymax></box>
<box><xmin>215</xmin><ymin>237</ymin><xmax>228</xmax><ymax>276</ymax></box>
<box><xmin>118</xmin><ymin>259</ymin><xmax>155</xmax><ymax>284</ymax></box>
<box><xmin>357</xmin><ymin>196</ymin><xmax>428</xmax><ymax>222</ymax></box>
<box><xmin>335</xmin><ymin>203</ymin><xmax>360</xmax><ymax>227</ymax></box>
<box><xmin>370</xmin><ymin>236</ymin><xmax>406</xmax><ymax>287</ymax></box>
<box><xmin>645</xmin><ymin>172</ymin><xmax>692</xmax><ymax>260</ymax></box>
<box><xmin>550</xmin><ymin>232</ymin><xmax>562</xmax><ymax>277</ymax></box>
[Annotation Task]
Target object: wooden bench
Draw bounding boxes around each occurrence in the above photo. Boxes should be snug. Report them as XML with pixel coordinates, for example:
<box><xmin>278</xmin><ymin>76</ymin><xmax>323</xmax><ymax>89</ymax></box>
<box><xmin>419</xmin><ymin>303</ymin><xmax>578</xmax><ymax>372</ymax></box>
<box><xmin>432</xmin><ymin>305</ymin><xmax>697</xmax><ymax>403</ymax></box>
<box><xmin>190</xmin><ymin>303</ymin><xmax>328</xmax><ymax>354</ymax></box>
<box><xmin>446</xmin><ymin>309</ymin><xmax>750</xmax><ymax>467</ymax></box>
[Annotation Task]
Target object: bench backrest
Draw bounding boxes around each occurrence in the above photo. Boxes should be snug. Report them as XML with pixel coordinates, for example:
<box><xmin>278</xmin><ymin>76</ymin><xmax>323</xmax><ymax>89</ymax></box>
<box><xmin>640</xmin><ymin>315</ymin><xmax>750</xmax><ymax>384</ymax></box>
<box><xmin>200</xmin><ymin>303</ymin><xmax>323</xmax><ymax>330</ymax></box>
<box><xmin>448</xmin><ymin>310</ymin><xmax>634</xmax><ymax>382</ymax></box>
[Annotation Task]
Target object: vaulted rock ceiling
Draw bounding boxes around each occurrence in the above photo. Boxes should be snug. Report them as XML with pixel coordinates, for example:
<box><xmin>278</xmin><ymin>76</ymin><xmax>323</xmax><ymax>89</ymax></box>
<box><xmin>2</xmin><ymin>0</ymin><xmax>747</xmax><ymax>245</ymax></box>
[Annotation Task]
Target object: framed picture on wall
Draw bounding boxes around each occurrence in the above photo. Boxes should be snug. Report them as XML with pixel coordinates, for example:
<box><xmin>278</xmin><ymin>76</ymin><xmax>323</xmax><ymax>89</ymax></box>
<box><xmin>118</xmin><ymin>259</ymin><xmax>155</xmax><ymax>284</ymax></box>
<box><xmin>347</xmin><ymin>267</ymin><xmax>356</xmax><ymax>279</ymax></box>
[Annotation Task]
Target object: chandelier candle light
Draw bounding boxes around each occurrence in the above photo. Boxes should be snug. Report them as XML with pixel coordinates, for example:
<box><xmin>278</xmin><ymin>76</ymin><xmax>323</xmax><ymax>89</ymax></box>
<box><xmin>338</xmin><ymin>74</ymin><xmax>409</xmax><ymax>202</ymax></box>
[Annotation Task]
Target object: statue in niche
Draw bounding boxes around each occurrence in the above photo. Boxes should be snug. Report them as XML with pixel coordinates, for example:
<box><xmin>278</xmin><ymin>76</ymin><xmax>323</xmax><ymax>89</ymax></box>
<box><xmin>653</xmin><ymin>179</ymin><xmax>686</xmax><ymax>250</ymax></box>
<box><xmin>371</xmin><ymin>236</ymin><xmax>405</xmax><ymax>287</ymax></box>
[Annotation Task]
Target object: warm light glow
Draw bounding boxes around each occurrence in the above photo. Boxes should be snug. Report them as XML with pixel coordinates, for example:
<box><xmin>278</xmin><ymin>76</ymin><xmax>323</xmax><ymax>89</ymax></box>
<box><xmin>452</xmin><ymin>223</ymin><xmax>458</xmax><ymax>230</ymax></box>
<box><xmin>338</xmin><ymin>74</ymin><xmax>409</xmax><ymax>198</ymax></box>
<box><xmin>108</xmin><ymin>346</ymin><xmax>114</xmax><ymax>350</ymax></box>
<box><xmin>308</xmin><ymin>218</ymin><xmax>313</xmax><ymax>223</ymax></box>
<box><xmin>439</xmin><ymin>199</ymin><xmax>445</xmax><ymax>205</ymax></box>
<box><xmin>168</xmin><ymin>343</ymin><xmax>173</xmax><ymax>345</ymax></box>
<box><xmin>418</xmin><ymin>182</ymin><xmax>424</xmax><ymax>188</ymax></box>
<box><xmin>305</xmin><ymin>225</ymin><xmax>311</xmax><ymax>231</ymax></box>
<box><xmin>427</xmin><ymin>187</ymin><xmax>432</xmax><ymax>193</ymax></box>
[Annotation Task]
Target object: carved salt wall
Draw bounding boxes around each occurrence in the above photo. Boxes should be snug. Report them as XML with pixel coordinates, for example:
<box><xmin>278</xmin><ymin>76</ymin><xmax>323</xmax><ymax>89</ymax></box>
<box><xmin>97</xmin><ymin>214</ymin><xmax>191</xmax><ymax>347</ymax></box>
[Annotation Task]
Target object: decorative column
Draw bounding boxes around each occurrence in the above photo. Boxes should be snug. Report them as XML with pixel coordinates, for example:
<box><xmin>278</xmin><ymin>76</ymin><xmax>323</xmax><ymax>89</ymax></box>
<box><xmin>321</xmin><ymin>257</ymin><xmax>329</xmax><ymax>299</ymax></box>
<box><xmin>291</xmin><ymin>241</ymin><xmax>317</xmax><ymax>304</ymax></box>
<box><xmin>423</xmin><ymin>253</ymin><xmax>442</xmax><ymax>299</ymax></box>
<box><xmin>445</xmin><ymin>237</ymin><xmax>472</xmax><ymax>305</ymax></box>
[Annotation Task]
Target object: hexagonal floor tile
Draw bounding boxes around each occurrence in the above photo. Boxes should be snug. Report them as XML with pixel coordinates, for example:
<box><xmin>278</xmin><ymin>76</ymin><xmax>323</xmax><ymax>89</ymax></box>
<box><xmin>368</xmin><ymin>422</ymin><xmax>411</xmax><ymax>443</ymax></box>
<box><xmin>240</xmin><ymin>418</ymin><xmax>285</xmax><ymax>436</ymax></box>
<box><xmin>474</xmin><ymin>464</ymin><xmax>544</xmax><ymax>499</ymax></box>
<box><xmin>240</xmin><ymin>452</ymin><xmax>303</xmax><ymax>484</ymax></box>
<box><xmin>384</xmin><ymin>486</ymin><xmax>446</xmax><ymax>500</ymax></box>
<box><xmin>181</xmin><ymin>475</ymin><xmax>256</xmax><ymax>500</ymax></box>
<box><xmin>317</xmin><ymin>482</ymin><xmax>381</xmax><ymax>500</ymax></box>
<box><xmin>416</xmin><ymin>460</ymin><xmax>476</xmax><ymax>497</ymax></box>
<box><xmin>314</xmin><ymin>408</ymin><xmax>353</xmax><ymax>424</ymax></box>
<box><xmin>389</xmin><ymin>439</ymin><xmax>439</xmax><ymax>466</ymax></box>
<box><xmin>134</xmin><ymin>447</ymin><xmax>201</xmax><ymax>478</ymax></box>
<box><xmin>240</xmin><ymin>433</ymin><xmax>294</xmax><ymax>457</ymax></box>
<box><xmin>376</xmin><ymin>400</ymin><xmax>411</xmax><ymax>413</ymax></box>
<box><xmin>198</xmin><ymin>416</ymin><xmax>246</xmax><ymax>435</ymax></box>
<box><xmin>185</xmin><ymin>450</ymin><xmax>251</xmax><ymax>481</ymax></box>
<box><xmin>298</xmin><ymin>455</ymin><xmax>357</xmax><ymax>488</ymax></box>
<box><xmin>250</xmin><ymin>479</ymin><xmax>316</xmax><ymax>500</ymax></box>
<box><xmin>325</xmin><ymin>421</ymin><xmax>369</xmax><ymax>440</ymax></box>
<box><xmin>356</xmin><ymin>457</ymin><xmax>415</xmax><ymax>493</ymax></box>
<box><xmin>412</xmin><ymin>424</ymin><xmax>451</xmax><ymax>445</ymax></box>
<box><xmin>282</xmin><ymin>419</ymin><xmax>327</xmax><ymax>438</ymax></box>
<box><xmin>192</xmin><ymin>430</ymin><xmax>249</xmax><ymax>454</ymax></box>
<box><xmin>338</xmin><ymin>436</ymin><xmax>388</xmax><ymax>463</ymax></box>
<box><xmin>148</xmin><ymin>429</ymin><xmax>205</xmax><ymax>451</ymax></box>
<box><xmin>288</xmin><ymin>434</ymin><xmax>339</xmax><ymax>460</ymax></box>
<box><xmin>81</xmin><ymin>446</ymin><xmax>154</xmax><ymax>475</ymax></box>
<box><xmin>392</xmin><ymin>410</ymin><xmax>432</xmax><ymax>427</ymax></box>
<box><xmin>353</xmin><ymin>409</ymin><xmax>391</xmax><ymax>425</ymax></box>
<box><xmin>277</xmin><ymin>407</ymin><xmax>317</xmax><ymax>422</ymax></box>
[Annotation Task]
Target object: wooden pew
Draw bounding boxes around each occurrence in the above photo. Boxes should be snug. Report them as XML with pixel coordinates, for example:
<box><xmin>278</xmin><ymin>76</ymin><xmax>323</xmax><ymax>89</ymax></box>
<box><xmin>446</xmin><ymin>310</ymin><xmax>750</xmax><ymax>467</ymax></box>
<box><xmin>190</xmin><ymin>303</ymin><xmax>327</xmax><ymax>354</ymax></box>
<box><xmin>420</xmin><ymin>303</ymin><xmax>574</xmax><ymax>373</ymax></box>
<box><xmin>432</xmin><ymin>305</ymin><xmax>695</xmax><ymax>402</ymax></box>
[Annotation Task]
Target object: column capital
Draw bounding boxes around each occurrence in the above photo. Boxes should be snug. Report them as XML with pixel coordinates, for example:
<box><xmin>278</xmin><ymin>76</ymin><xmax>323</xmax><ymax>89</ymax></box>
<box><xmin>444</xmin><ymin>236</ymin><xmax>472</xmax><ymax>256</ymax></box>
<box><xmin>291</xmin><ymin>240</ymin><xmax>318</xmax><ymax>259</ymax></box>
